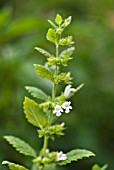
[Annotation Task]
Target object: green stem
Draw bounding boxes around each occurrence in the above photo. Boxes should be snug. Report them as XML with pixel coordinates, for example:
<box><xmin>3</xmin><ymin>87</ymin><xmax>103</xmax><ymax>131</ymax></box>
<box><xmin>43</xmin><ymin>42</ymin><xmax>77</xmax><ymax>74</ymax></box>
<box><xmin>52</xmin><ymin>83</ymin><xmax>56</xmax><ymax>102</ymax></box>
<box><xmin>52</xmin><ymin>43</ymin><xmax>59</xmax><ymax>102</ymax></box>
<box><xmin>56</xmin><ymin>43</ymin><xmax>59</xmax><ymax>58</ymax></box>
<box><xmin>42</xmin><ymin>135</ymin><xmax>48</xmax><ymax>156</ymax></box>
<box><xmin>41</xmin><ymin>43</ymin><xmax>59</xmax><ymax>164</ymax></box>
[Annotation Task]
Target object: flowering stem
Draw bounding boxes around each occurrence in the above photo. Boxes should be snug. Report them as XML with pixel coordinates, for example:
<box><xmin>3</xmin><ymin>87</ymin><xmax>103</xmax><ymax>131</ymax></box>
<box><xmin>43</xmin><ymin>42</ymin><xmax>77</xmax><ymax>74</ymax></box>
<box><xmin>52</xmin><ymin>43</ymin><xmax>59</xmax><ymax>102</ymax></box>
<box><xmin>42</xmin><ymin>135</ymin><xmax>48</xmax><ymax>156</ymax></box>
<box><xmin>41</xmin><ymin>43</ymin><xmax>59</xmax><ymax>158</ymax></box>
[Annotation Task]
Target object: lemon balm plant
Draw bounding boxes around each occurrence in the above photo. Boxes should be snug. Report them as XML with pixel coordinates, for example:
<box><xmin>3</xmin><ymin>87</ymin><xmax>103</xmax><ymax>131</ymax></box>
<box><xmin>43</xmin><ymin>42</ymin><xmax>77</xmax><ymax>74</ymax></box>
<box><xmin>2</xmin><ymin>14</ymin><xmax>108</xmax><ymax>170</ymax></box>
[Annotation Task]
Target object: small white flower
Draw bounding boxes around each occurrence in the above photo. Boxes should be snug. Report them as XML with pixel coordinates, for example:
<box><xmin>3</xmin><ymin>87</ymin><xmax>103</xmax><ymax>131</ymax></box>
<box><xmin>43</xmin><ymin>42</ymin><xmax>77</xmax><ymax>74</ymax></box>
<box><xmin>56</xmin><ymin>151</ymin><xmax>67</xmax><ymax>162</ymax></box>
<box><xmin>53</xmin><ymin>105</ymin><xmax>63</xmax><ymax>117</ymax></box>
<box><xmin>62</xmin><ymin>101</ymin><xmax>72</xmax><ymax>113</ymax></box>
<box><xmin>64</xmin><ymin>85</ymin><xmax>75</xmax><ymax>97</ymax></box>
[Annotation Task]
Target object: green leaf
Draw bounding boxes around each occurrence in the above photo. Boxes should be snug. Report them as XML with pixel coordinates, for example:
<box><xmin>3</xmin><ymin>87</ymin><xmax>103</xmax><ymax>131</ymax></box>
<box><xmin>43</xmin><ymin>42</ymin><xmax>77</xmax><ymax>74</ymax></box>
<box><xmin>59</xmin><ymin>36</ymin><xmax>74</xmax><ymax>46</ymax></box>
<box><xmin>66</xmin><ymin>83</ymin><xmax>84</xmax><ymax>99</ymax></box>
<box><xmin>75</xmin><ymin>83</ymin><xmax>84</xmax><ymax>93</ymax></box>
<box><xmin>48</xmin><ymin>20</ymin><xmax>57</xmax><ymax>28</ymax></box>
<box><xmin>44</xmin><ymin>164</ymin><xmax>56</xmax><ymax>170</ymax></box>
<box><xmin>59</xmin><ymin>47</ymin><xmax>75</xmax><ymax>57</ymax></box>
<box><xmin>4</xmin><ymin>135</ymin><xmax>36</xmax><ymax>157</ymax></box>
<box><xmin>25</xmin><ymin>86</ymin><xmax>48</xmax><ymax>101</ymax></box>
<box><xmin>34</xmin><ymin>64</ymin><xmax>54</xmax><ymax>81</ymax></box>
<box><xmin>62</xmin><ymin>16</ymin><xmax>72</xmax><ymax>28</ymax></box>
<box><xmin>23</xmin><ymin>97</ymin><xmax>48</xmax><ymax>128</ymax></box>
<box><xmin>2</xmin><ymin>161</ymin><xmax>28</xmax><ymax>170</ymax></box>
<box><xmin>92</xmin><ymin>165</ymin><xmax>101</xmax><ymax>170</ymax></box>
<box><xmin>46</xmin><ymin>28</ymin><xmax>56</xmax><ymax>43</ymax></box>
<box><xmin>101</xmin><ymin>165</ymin><xmax>108</xmax><ymax>170</ymax></box>
<box><xmin>34</xmin><ymin>47</ymin><xmax>52</xmax><ymax>58</ymax></box>
<box><xmin>92</xmin><ymin>164</ymin><xmax>108</xmax><ymax>170</ymax></box>
<box><xmin>58</xmin><ymin>149</ymin><xmax>95</xmax><ymax>165</ymax></box>
<box><xmin>55</xmin><ymin>14</ymin><xmax>62</xmax><ymax>25</ymax></box>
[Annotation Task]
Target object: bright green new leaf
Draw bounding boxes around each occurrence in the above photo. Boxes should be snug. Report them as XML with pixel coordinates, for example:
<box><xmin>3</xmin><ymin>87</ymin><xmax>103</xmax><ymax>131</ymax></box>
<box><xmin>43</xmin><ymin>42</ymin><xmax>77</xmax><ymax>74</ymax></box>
<box><xmin>46</xmin><ymin>28</ymin><xmax>56</xmax><ymax>43</ymax></box>
<box><xmin>55</xmin><ymin>14</ymin><xmax>62</xmax><ymax>25</ymax></box>
<box><xmin>59</xmin><ymin>36</ymin><xmax>74</xmax><ymax>46</ymax></box>
<box><xmin>62</xmin><ymin>16</ymin><xmax>72</xmax><ymax>28</ymax></box>
<box><xmin>34</xmin><ymin>47</ymin><xmax>52</xmax><ymax>58</ymax></box>
<box><xmin>59</xmin><ymin>47</ymin><xmax>75</xmax><ymax>57</ymax></box>
<box><xmin>23</xmin><ymin>97</ymin><xmax>48</xmax><ymax>128</ymax></box>
<box><xmin>92</xmin><ymin>165</ymin><xmax>101</xmax><ymax>170</ymax></box>
<box><xmin>2</xmin><ymin>161</ymin><xmax>28</xmax><ymax>170</ymax></box>
<box><xmin>25</xmin><ymin>86</ymin><xmax>48</xmax><ymax>101</ymax></box>
<box><xmin>48</xmin><ymin>20</ymin><xmax>57</xmax><ymax>28</ymax></box>
<box><xmin>34</xmin><ymin>64</ymin><xmax>54</xmax><ymax>81</ymax></box>
<box><xmin>92</xmin><ymin>164</ymin><xmax>108</xmax><ymax>170</ymax></box>
<box><xmin>58</xmin><ymin>149</ymin><xmax>95</xmax><ymax>165</ymax></box>
<box><xmin>4</xmin><ymin>136</ymin><xmax>36</xmax><ymax>157</ymax></box>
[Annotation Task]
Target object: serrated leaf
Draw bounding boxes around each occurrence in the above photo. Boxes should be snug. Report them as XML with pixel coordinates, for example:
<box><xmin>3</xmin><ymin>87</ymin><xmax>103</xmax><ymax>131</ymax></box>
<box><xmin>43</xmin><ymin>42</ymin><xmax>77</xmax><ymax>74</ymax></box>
<box><xmin>46</xmin><ymin>28</ymin><xmax>56</xmax><ymax>43</ymax></box>
<box><xmin>34</xmin><ymin>64</ymin><xmax>54</xmax><ymax>81</ymax></box>
<box><xmin>2</xmin><ymin>161</ymin><xmax>28</xmax><ymax>170</ymax></box>
<box><xmin>23</xmin><ymin>97</ymin><xmax>48</xmax><ymax>128</ymax></box>
<box><xmin>59</xmin><ymin>47</ymin><xmax>75</xmax><ymax>57</ymax></box>
<box><xmin>55</xmin><ymin>14</ymin><xmax>62</xmax><ymax>25</ymax></box>
<box><xmin>25</xmin><ymin>86</ymin><xmax>48</xmax><ymax>101</ymax></box>
<box><xmin>34</xmin><ymin>47</ymin><xmax>52</xmax><ymax>58</ymax></box>
<box><xmin>58</xmin><ymin>149</ymin><xmax>95</xmax><ymax>165</ymax></box>
<box><xmin>4</xmin><ymin>136</ymin><xmax>36</xmax><ymax>157</ymax></box>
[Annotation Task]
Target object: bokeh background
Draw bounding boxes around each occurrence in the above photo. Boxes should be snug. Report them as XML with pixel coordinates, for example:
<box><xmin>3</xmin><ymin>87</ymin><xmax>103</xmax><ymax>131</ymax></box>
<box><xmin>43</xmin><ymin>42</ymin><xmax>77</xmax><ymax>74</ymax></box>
<box><xmin>0</xmin><ymin>0</ymin><xmax>114</xmax><ymax>170</ymax></box>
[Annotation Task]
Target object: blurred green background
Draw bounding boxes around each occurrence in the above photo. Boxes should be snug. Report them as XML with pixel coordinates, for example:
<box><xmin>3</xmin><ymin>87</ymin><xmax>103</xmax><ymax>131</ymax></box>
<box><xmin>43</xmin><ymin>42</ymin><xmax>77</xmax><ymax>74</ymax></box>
<box><xmin>0</xmin><ymin>0</ymin><xmax>114</xmax><ymax>170</ymax></box>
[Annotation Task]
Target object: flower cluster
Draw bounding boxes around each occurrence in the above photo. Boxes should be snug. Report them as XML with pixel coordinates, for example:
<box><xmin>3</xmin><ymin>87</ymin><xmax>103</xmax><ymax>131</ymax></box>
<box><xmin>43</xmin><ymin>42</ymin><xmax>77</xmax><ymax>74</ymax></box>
<box><xmin>53</xmin><ymin>85</ymin><xmax>75</xmax><ymax>117</ymax></box>
<box><xmin>53</xmin><ymin>101</ymin><xmax>72</xmax><ymax>117</ymax></box>
<box><xmin>56</xmin><ymin>151</ymin><xmax>67</xmax><ymax>162</ymax></box>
